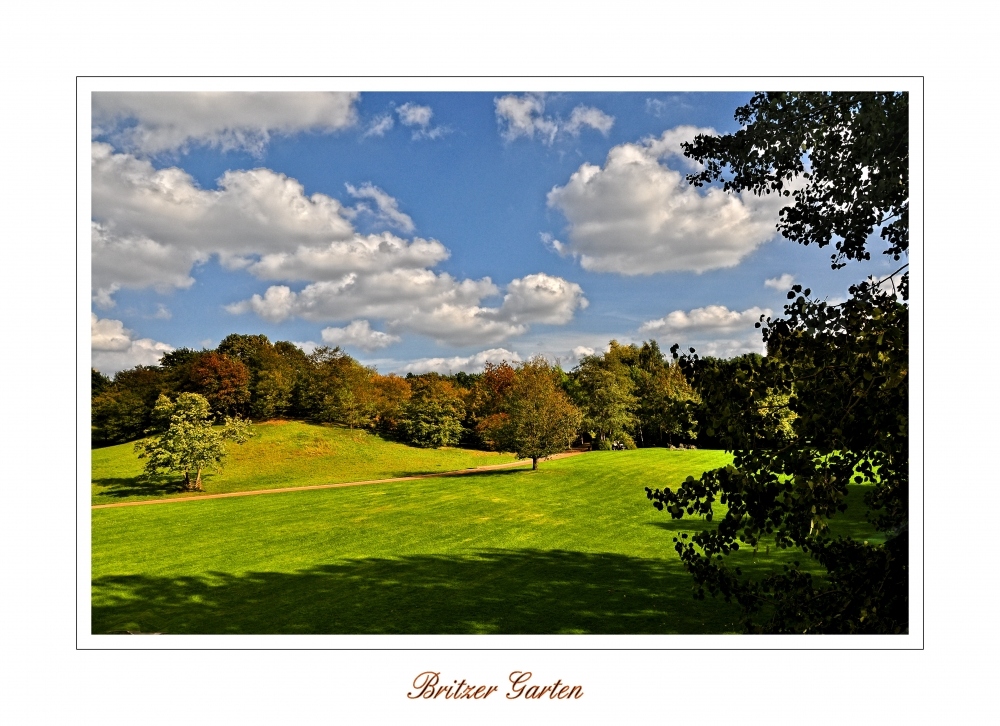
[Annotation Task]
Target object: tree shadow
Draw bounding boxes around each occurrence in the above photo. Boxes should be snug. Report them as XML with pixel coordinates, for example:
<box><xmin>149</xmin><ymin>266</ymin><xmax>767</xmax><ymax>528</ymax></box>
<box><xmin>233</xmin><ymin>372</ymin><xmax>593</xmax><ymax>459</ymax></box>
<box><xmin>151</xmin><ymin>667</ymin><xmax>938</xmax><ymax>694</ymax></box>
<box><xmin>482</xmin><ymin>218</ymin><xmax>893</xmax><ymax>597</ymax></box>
<box><xmin>92</xmin><ymin>476</ymin><xmax>187</xmax><ymax>499</ymax></box>
<box><xmin>92</xmin><ymin>548</ymin><xmax>742</xmax><ymax>635</ymax></box>
<box><xmin>646</xmin><ymin>520</ymin><xmax>720</xmax><ymax>536</ymax></box>
<box><xmin>437</xmin><ymin>467</ymin><xmax>531</xmax><ymax>479</ymax></box>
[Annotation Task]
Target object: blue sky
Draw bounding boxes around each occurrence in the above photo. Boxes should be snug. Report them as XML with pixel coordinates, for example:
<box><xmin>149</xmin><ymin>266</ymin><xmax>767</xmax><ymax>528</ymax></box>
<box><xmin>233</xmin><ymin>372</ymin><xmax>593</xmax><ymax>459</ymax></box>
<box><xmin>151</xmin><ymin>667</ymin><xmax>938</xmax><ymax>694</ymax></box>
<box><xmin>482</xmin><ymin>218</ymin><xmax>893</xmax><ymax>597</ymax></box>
<box><xmin>90</xmin><ymin>91</ymin><xmax>895</xmax><ymax>374</ymax></box>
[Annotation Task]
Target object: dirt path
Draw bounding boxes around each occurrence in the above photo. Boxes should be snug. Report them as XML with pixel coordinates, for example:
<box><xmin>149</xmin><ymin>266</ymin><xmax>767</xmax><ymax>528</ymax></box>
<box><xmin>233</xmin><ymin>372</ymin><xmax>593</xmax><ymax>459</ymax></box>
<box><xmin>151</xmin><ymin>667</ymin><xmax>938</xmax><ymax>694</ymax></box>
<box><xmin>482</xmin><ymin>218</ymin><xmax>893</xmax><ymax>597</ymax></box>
<box><xmin>91</xmin><ymin>450</ymin><xmax>588</xmax><ymax>510</ymax></box>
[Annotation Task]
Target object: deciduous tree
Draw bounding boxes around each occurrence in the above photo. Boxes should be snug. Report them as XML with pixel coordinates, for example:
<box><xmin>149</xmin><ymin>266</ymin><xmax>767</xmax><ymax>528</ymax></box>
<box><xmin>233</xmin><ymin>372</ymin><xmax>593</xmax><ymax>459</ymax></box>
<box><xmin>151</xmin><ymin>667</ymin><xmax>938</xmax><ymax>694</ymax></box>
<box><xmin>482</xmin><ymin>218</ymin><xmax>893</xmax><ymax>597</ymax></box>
<box><xmin>400</xmin><ymin>375</ymin><xmax>466</xmax><ymax>448</ymax></box>
<box><xmin>134</xmin><ymin>393</ymin><xmax>252</xmax><ymax>491</ymax></box>
<box><xmin>479</xmin><ymin>358</ymin><xmax>582</xmax><ymax>469</ymax></box>
<box><xmin>573</xmin><ymin>346</ymin><xmax>638</xmax><ymax>449</ymax></box>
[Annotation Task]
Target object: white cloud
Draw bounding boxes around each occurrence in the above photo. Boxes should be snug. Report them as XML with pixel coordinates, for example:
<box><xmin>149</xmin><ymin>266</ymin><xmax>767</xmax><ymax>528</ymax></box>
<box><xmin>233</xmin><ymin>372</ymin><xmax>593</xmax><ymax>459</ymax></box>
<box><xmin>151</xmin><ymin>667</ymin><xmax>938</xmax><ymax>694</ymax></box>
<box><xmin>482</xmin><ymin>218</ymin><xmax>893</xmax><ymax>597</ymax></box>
<box><xmin>363</xmin><ymin>114</ymin><xmax>394</xmax><ymax>138</ymax></box>
<box><xmin>227</xmin><ymin>271</ymin><xmax>588</xmax><ymax>347</ymax></box>
<box><xmin>91</xmin><ymin>221</ymin><xmax>200</xmax><ymax>305</ymax></box>
<box><xmin>539</xmin><ymin>232</ymin><xmax>568</xmax><ymax>256</ymax></box>
<box><xmin>765</xmin><ymin>273</ymin><xmax>796</xmax><ymax>290</ymax></box>
<box><xmin>345</xmin><ymin>183</ymin><xmax>415</xmax><ymax>233</ymax></box>
<box><xmin>546</xmin><ymin>126</ymin><xmax>786</xmax><ymax>274</ymax></box>
<box><xmin>92</xmin><ymin>142</ymin><xmax>355</xmax><ymax>252</ymax></box>
<box><xmin>494</xmin><ymin>94</ymin><xmax>557</xmax><ymax>143</ymax></box>
<box><xmin>397</xmin><ymin>348</ymin><xmax>523</xmax><ymax>375</ymax></box>
<box><xmin>395</xmin><ymin>102</ymin><xmax>448</xmax><ymax>140</ymax></box>
<box><xmin>246</xmin><ymin>232</ymin><xmax>448</xmax><ymax>282</ymax></box>
<box><xmin>642</xmin><ymin>125</ymin><xmax>715</xmax><ymax>172</ymax></box>
<box><xmin>91</xmin><ymin>142</ymin><xmax>359</xmax><ymax>301</ymax></box>
<box><xmin>565</xmin><ymin>105</ymin><xmax>615</xmax><ymax>136</ymax></box>
<box><xmin>93</xmin><ymin>144</ymin><xmax>586</xmax><ymax>348</ymax></box>
<box><xmin>640</xmin><ymin>305</ymin><xmax>771</xmax><ymax>336</ymax></box>
<box><xmin>292</xmin><ymin>340</ymin><xmax>320</xmax><ymax>355</ymax></box>
<box><xmin>494</xmin><ymin>94</ymin><xmax>614</xmax><ymax>145</ymax></box>
<box><xmin>396</xmin><ymin>103</ymin><xmax>433</xmax><ymax>128</ymax></box>
<box><xmin>645</xmin><ymin>98</ymin><xmax>670</xmax><ymax>117</ymax></box>
<box><xmin>639</xmin><ymin>305</ymin><xmax>770</xmax><ymax>359</ymax></box>
<box><xmin>498</xmin><ymin>273</ymin><xmax>588</xmax><ymax>324</ymax></box>
<box><xmin>92</xmin><ymin>92</ymin><xmax>360</xmax><ymax>156</ymax></box>
<box><xmin>91</xmin><ymin>314</ymin><xmax>173</xmax><ymax>374</ymax></box>
<box><xmin>320</xmin><ymin>320</ymin><xmax>401</xmax><ymax>352</ymax></box>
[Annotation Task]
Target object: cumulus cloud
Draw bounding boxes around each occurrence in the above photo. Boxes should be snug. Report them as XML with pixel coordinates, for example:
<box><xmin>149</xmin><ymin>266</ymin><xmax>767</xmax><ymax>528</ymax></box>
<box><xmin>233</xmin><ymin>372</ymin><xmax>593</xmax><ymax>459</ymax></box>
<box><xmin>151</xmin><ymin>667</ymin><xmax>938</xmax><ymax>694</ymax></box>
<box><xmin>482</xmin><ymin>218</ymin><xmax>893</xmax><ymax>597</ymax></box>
<box><xmin>397</xmin><ymin>348</ymin><xmax>523</xmax><ymax>375</ymax></box>
<box><xmin>395</xmin><ymin>102</ymin><xmax>448</xmax><ymax>140</ymax></box>
<box><xmin>641</xmin><ymin>305</ymin><xmax>770</xmax><ymax>335</ymax></box>
<box><xmin>92</xmin><ymin>141</ymin><xmax>356</xmax><ymax>267</ymax></box>
<box><xmin>91</xmin><ymin>221</ymin><xmax>200</xmax><ymax>306</ymax></box>
<box><xmin>245</xmin><ymin>232</ymin><xmax>447</xmax><ymax>282</ymax></box>
<box><xmin>91</xmin><ymin>314</ymin><xmax>173</xmax><ymax>374</ymax></box>
<box><xmin>494</xmin><ymin>93</ymin><xmax>614</xmax><ymax>145</ymax></box>
<box><xmin>498</xmin><ymin>273</ymin><xmax>587</xmax><ymax>324</ymax></box>
<box><xmin>93</xmin><ymin>144</ymin><xmax>586</xmax><ymax>348</ymax></box>
<box><xmin>639</xmin><ymin>305</ymin><xmax>770</xmax><ymax>359</ymax></box>
<box><xmin>320</xmin><ymin>320</ymin><xmax>401</xmax><ymax>351</ymax></box>
<box><xmin>765</xmin><ymin>273</ymin><xmax>796</xmax><ymax>290</ymax></box>
<box><xmin>91</xmin><ymin>142</ymin><xmax>363</xmax><ymax>301</ymax></box>
<box><xmin>227</xmin><ymin>271</ymin><xmax>587</xmax><ymax>347</ymax></box>
<box><xmin>346</xmin><ymin>183</ymin><xmax>415</xmax><ymax>233</ymax></box>
<box><xmin>92</xmin><ymin>92</ymin><xmax>360</xmax><ymax>156</ymax></box>
<box><xmin>546</xmin><ymin>126</ymin><xmax>786</xmax><ymax>274</ymax></box>
<box><xmin>380</xmin><ymin>340</ymin><xmax>606</xmax><ymax>376</ymax></box>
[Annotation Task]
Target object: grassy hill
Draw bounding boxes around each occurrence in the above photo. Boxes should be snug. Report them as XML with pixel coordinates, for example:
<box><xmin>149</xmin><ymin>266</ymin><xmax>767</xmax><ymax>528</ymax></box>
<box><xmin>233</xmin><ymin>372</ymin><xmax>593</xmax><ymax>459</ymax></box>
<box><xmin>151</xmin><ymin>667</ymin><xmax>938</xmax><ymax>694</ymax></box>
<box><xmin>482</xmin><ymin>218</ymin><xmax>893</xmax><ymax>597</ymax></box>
<box><xmin>91</xmin><ymin>420</ymin><xmax>519</xmax><ymax>506</ymax></box>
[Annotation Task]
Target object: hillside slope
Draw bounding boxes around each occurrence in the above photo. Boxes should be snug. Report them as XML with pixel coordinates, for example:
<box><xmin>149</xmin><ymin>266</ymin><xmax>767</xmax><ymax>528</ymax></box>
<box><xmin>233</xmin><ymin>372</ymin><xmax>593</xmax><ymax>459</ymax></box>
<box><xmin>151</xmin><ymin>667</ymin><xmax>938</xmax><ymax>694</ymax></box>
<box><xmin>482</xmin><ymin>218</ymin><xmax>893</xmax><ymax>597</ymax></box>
<box><xmin>91</xmin><ymin>420</ymin><xmax>518</xmax><ymax>505</ymax></box>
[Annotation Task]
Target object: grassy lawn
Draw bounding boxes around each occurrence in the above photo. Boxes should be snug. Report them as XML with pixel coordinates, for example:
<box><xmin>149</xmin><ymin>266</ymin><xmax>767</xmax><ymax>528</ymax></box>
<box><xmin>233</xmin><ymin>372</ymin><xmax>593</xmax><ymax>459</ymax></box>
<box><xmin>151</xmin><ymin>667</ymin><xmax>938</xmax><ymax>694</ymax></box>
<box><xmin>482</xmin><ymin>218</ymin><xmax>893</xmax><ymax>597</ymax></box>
<box><xmin>92</xmin><ymin>447</ymin><xmax>882</xmax><ymax>635</ymax></box>
<box><xmin>92</xmin><ymin>448</ymin><xmax>743</xmax><ymax>634</ymax></box>
<box><xmin>91</xmin><ymin>420</ymin><xmax>518</xmax><ymax>505</ymax></box>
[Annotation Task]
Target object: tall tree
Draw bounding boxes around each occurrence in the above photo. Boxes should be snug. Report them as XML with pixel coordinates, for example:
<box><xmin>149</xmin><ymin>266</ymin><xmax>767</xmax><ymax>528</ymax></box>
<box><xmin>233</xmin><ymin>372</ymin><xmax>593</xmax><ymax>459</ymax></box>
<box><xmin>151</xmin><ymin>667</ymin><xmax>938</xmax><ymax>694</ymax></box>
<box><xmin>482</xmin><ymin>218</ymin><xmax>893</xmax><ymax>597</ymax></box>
<box><xmin>647</xmin><ymin>91</ymin><xmax>909</xmax><ymax>634</ymax></box>
<box><xmin>573</xmin><ymin>346</ymin><xmax>639</xmax><ymax>449</ymax></box>
<box><xmin>466</xmin><ymin>361</ymin><xmax>517</xmax><ymax>449</ymax></box>
<box><xmin>400</xmin><ymin>375</ymin><xmax>466</xmax><ymax>448</ymax></box>
<box><xmin>479</xmin><ymin>358</ymin><xmax>582</xmax><ymax>470</ymax></box>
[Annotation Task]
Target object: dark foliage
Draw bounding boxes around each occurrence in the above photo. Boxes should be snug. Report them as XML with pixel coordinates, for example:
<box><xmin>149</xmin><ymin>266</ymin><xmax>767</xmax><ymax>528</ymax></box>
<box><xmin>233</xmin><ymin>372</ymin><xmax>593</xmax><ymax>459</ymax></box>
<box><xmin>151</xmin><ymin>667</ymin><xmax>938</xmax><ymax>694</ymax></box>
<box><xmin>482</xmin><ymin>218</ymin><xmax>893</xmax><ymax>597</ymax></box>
<box><xmin>683</xmin><ymin>91</ymin><xmax>908</xmax><ymax>269</ymax></box>
<box><xmin>647</xmin><ymin>91</ymin><xmax>909</xmax><ymax>634</ymax></box>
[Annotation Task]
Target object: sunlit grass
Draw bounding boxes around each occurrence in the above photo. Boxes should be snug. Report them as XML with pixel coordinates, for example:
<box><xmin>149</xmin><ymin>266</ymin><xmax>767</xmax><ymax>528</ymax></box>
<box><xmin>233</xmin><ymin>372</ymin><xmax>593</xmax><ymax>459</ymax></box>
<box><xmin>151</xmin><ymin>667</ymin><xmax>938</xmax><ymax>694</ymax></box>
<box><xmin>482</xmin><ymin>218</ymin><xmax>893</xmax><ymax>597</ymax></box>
<box><xmin>92</xmin><ymin>447</ymin><xmax>883</xmax><ymax>634</ymax></box>
<box><xmin>91</xmin><ymin>420</ymin><xmax>518</xmax><ymax>505</ymax></box>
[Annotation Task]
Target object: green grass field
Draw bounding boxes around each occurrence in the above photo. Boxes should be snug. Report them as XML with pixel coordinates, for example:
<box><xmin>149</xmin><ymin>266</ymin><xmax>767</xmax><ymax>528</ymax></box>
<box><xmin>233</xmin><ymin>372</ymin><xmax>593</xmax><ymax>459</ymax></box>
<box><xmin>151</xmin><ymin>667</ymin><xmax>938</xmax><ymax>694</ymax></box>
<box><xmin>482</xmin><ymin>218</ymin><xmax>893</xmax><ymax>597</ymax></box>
<box><xmin>92</xmin><ymin>426</ymin><xmax>881</xmax><ymax>635</ymax></box>
<box><xmin>92</xmin><ymin>420</ymin><xmax>518</xmax><ymax>505</ymax></box>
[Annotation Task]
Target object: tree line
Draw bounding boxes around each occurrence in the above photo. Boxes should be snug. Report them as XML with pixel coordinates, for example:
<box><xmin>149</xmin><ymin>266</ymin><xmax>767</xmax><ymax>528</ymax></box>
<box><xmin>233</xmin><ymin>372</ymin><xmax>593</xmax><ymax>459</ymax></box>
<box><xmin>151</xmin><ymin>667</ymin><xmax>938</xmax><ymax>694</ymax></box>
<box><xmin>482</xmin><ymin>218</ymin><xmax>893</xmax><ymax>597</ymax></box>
<box><xmin>93</xmin><ymin>335</ymin><xmax>775</xmax><ymax>458</ymax></box>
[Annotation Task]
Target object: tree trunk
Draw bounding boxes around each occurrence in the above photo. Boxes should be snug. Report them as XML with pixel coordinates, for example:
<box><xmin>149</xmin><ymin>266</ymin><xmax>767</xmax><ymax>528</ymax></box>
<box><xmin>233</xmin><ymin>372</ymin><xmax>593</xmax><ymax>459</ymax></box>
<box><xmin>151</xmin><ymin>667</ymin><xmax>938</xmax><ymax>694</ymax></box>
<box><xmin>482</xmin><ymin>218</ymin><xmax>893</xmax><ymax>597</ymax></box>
<box><xmin>194</xmin><ymin>467</ymin><xmax>203</xmax><ymax>491</ymax></box>
<box><xmin>532</xmin><ymin>457</ymin><xmax>538</xmax><ymax>470</ymax></box>
<box><xmin>183</xmin><ymin>471</ymin><xmax>191</xmax><ymax>490</ymax></box>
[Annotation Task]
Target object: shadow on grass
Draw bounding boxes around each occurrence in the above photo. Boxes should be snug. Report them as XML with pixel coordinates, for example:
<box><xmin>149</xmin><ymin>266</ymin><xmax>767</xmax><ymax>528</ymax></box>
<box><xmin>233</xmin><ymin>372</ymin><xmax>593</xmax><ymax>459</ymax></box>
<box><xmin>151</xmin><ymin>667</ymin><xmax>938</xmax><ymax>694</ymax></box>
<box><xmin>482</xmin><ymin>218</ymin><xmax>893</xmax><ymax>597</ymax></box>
<box><xmin>92</xmin><ymin>477</ymin><xmax>186</xmax><ymax>499</ymax></box>
<box><xmin>439</xmin><ymin>467</ymin><xmax>532</xmax><ymax>479</ymax></box>
<box><xmin>93</xmin><ymin>548</ymin><xmax>741</xmax><ymax>635</ymax></box>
